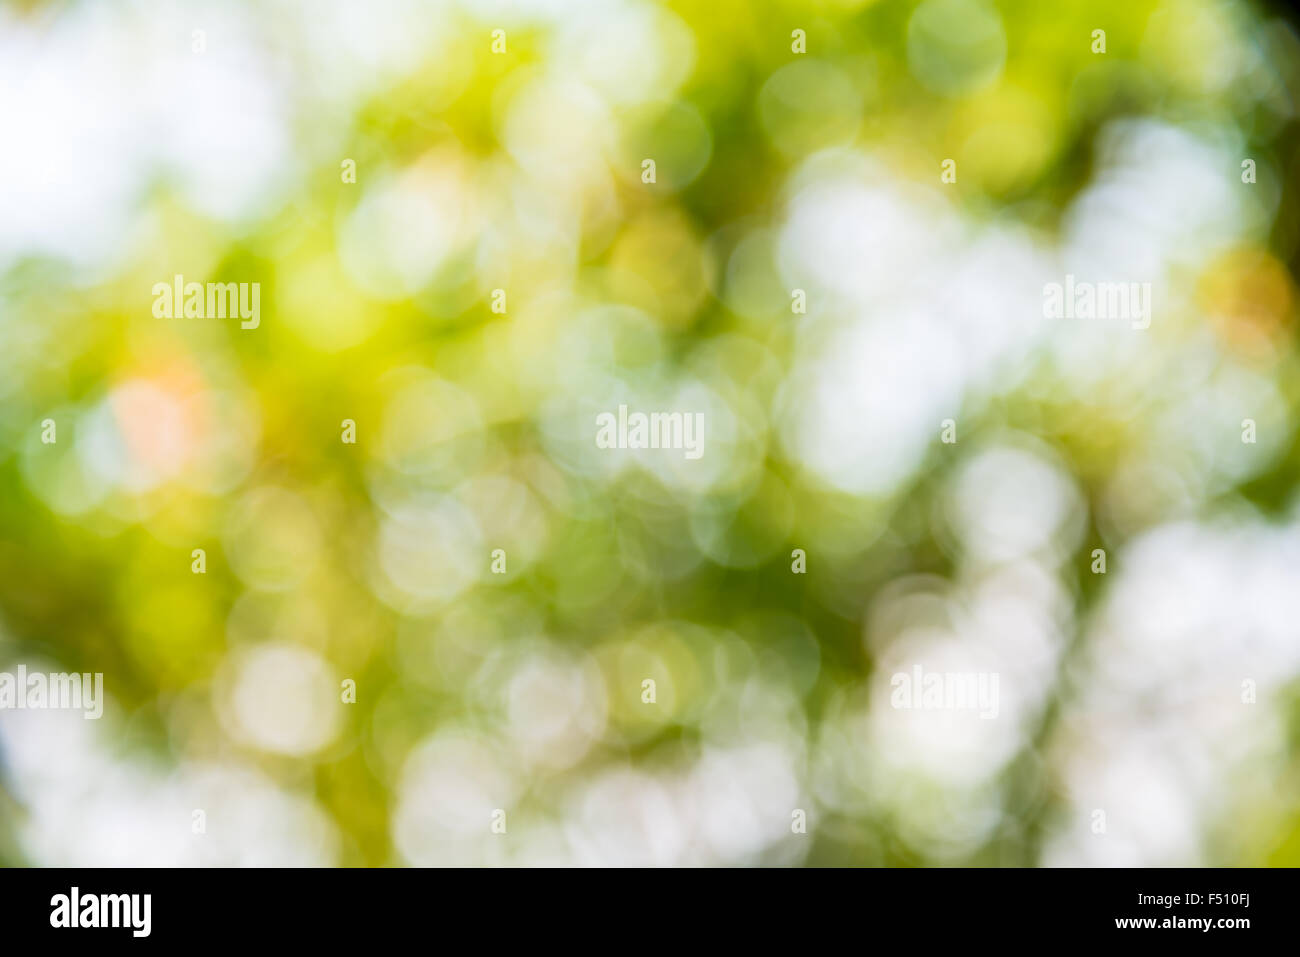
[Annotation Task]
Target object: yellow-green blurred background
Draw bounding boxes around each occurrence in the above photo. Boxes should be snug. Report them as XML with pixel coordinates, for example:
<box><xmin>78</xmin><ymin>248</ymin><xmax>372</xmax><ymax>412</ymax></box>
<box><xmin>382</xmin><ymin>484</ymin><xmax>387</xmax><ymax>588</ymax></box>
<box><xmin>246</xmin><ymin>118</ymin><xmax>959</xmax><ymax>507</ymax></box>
<box><xmin>2</xmin><ymin>0</ymin><xmax>1300</xmax><ymax>866</ymax></box>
